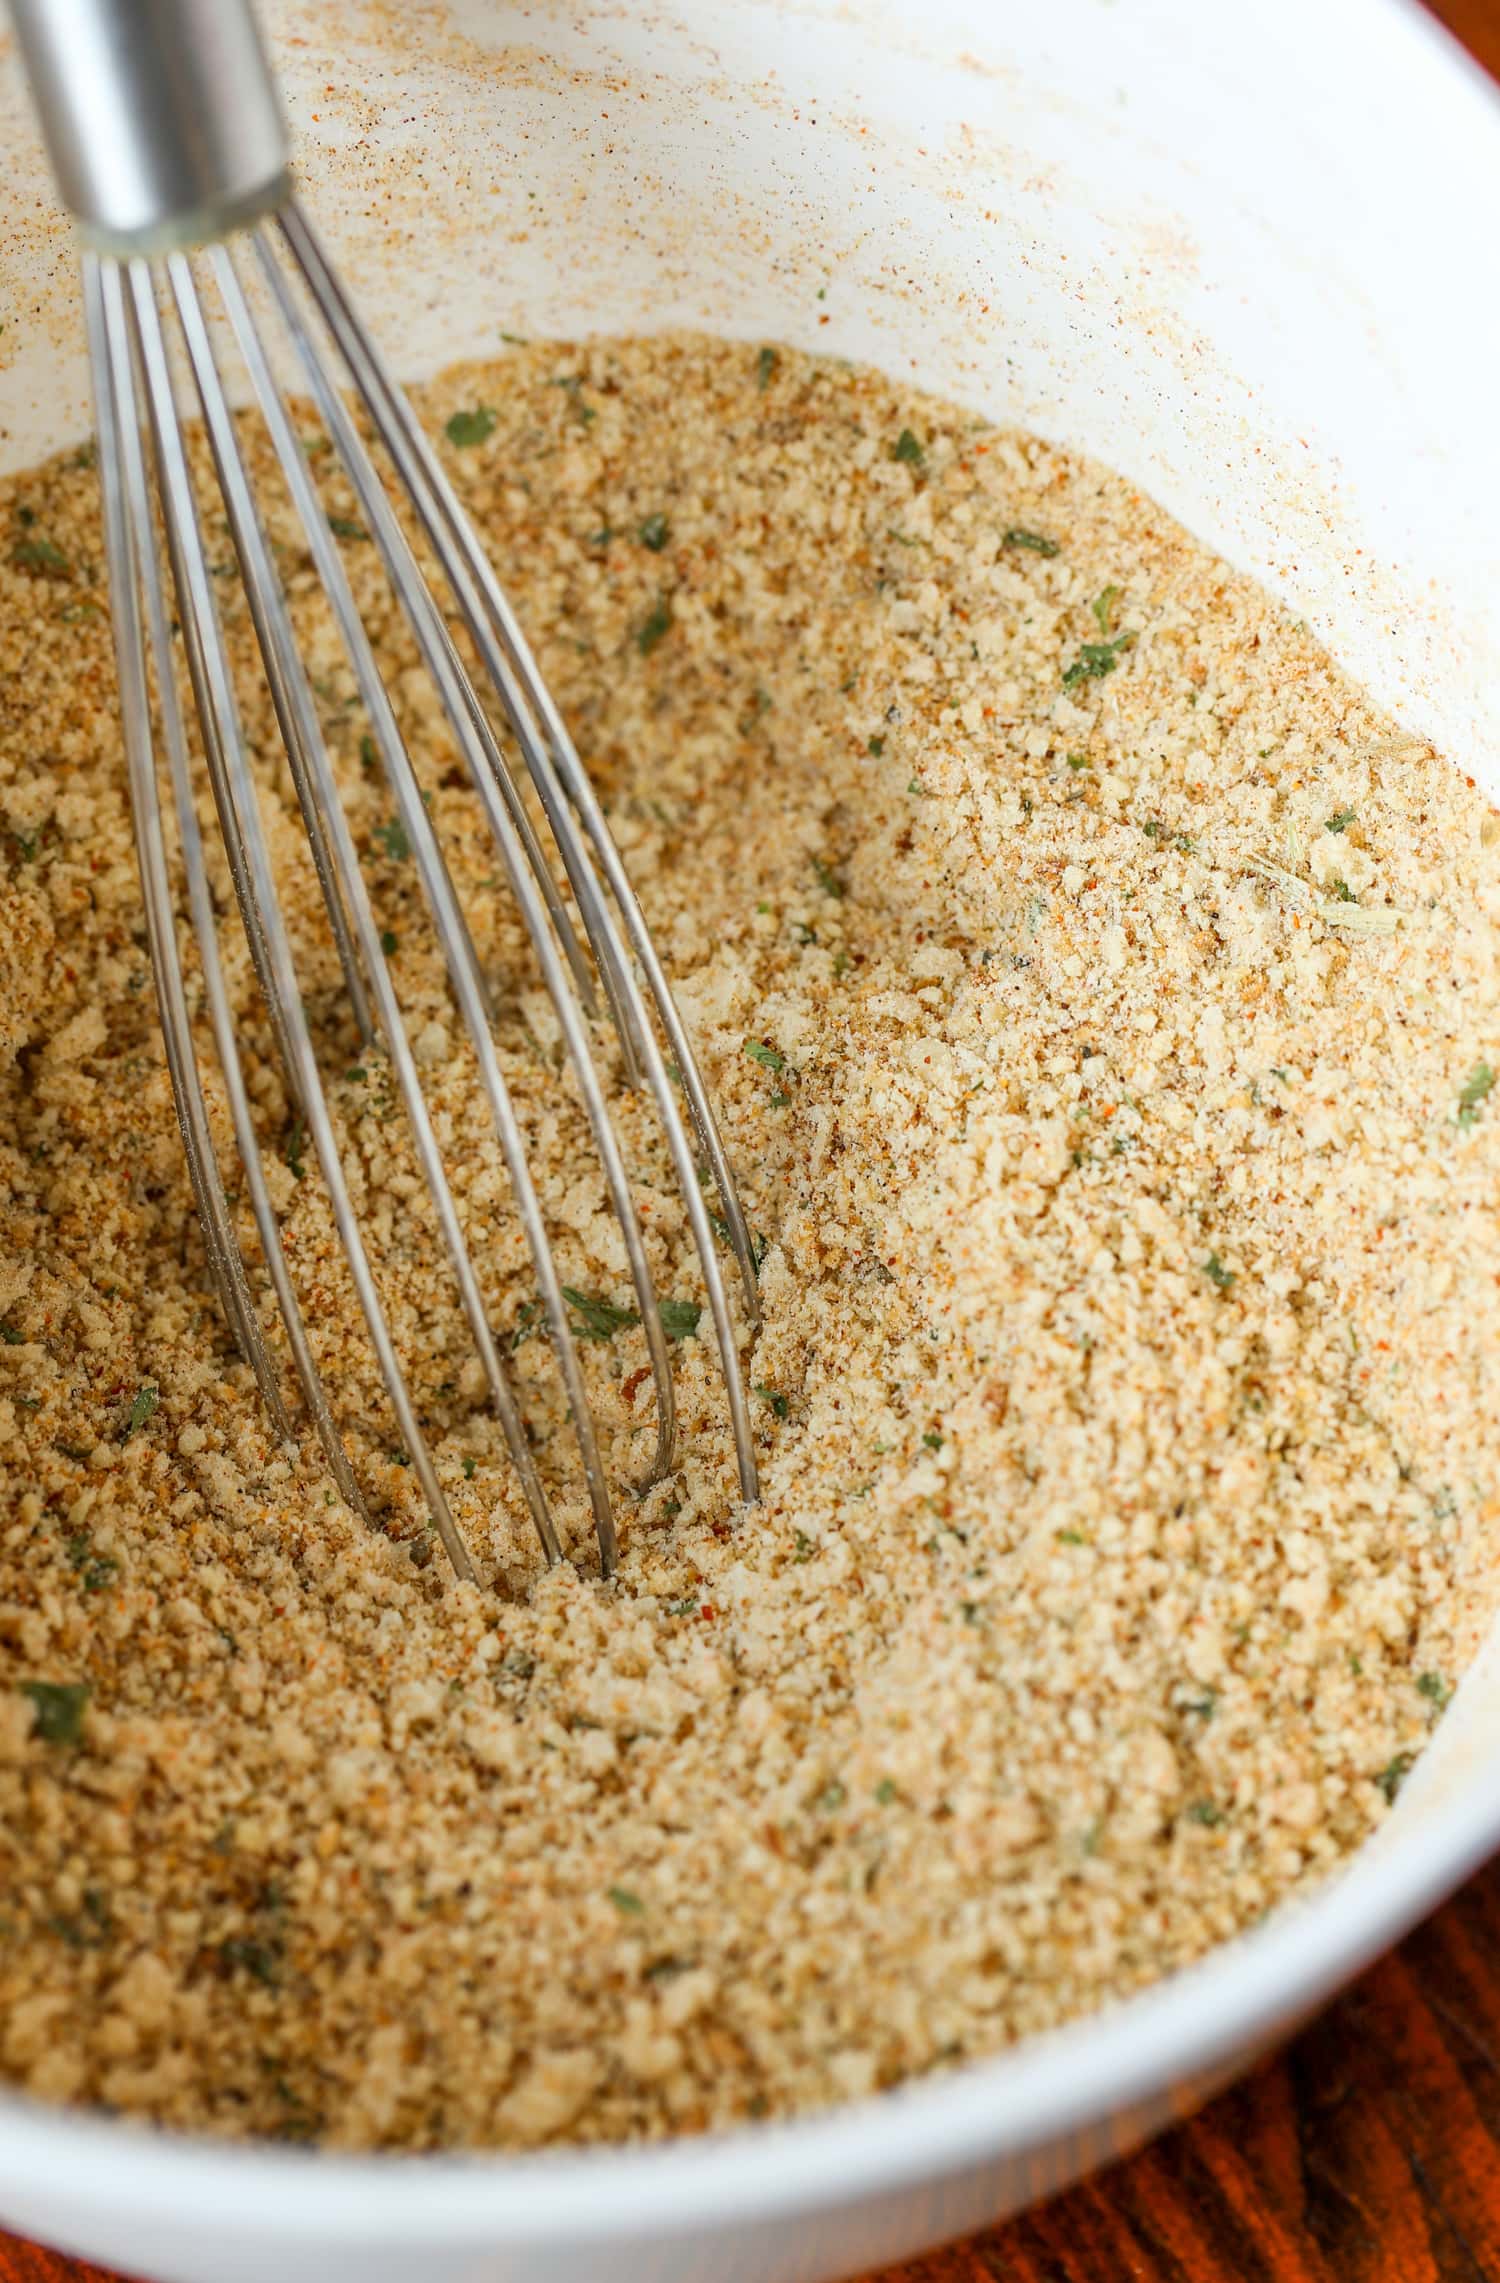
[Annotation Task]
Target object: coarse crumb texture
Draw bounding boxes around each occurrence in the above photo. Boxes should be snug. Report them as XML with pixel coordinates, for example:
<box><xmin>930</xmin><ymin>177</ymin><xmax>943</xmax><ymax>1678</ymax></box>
<box><xmin>1</xmin><ymin>335</ymin><xmax>1497</xmax><ymax>2151</ymax></box>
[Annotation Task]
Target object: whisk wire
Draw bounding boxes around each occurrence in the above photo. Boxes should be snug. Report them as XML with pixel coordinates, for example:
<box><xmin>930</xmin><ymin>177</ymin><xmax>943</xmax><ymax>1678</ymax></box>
<box><xmin>241</xmin><ymin>231</ymin><xmax>684</xmax><ymax>1502</ymax></box>
<box><xmin>308</xmin><ymin>233</ymin><xmax>766</xmax><ymax>1320</ymax></box>
<box><xmin>147</xmin><ymin>255</ymin><xmax>484</xmax><ymax>1573</ymax></box>
<box><xmin>444</xmin><ymin>644</ymin><xmax>602</xmax><ymax>1026</ymax></box>
<box><xmin>21</xmin><ymin>0</ymin><xmax>764</xmax><ymax>1584</ymax></box>
<box><xmin>91</xmin><ymin>254</ymin><xmax>383</xmax><ymax>1521</ymax></box>
<box><xmin>200</xmin><ymin>242</ymin><xmax>639</xmax><ymax>1571</ymax></box>
<box><xmin>122</xmin><ymin>252</ymin><xmax>491</xmax><ymax>1578</ymax></box>
<box><xmin>276</xmin><ymin>201</ymin><xmax>764</xmax><ymax>1504</ymax></box>
<box><xmin>170</xmin><ymin>250</ymin><xmax>577</xmax><ymax>1578</ymax></box>
<box><xmin>80</xmin><ymin>208</ymin><xmax>768</xmax><ymax>1584</ymax></box>
<box><xmin>84</xmin><ymin>259</ymin><xmax>256</xmax><ymax>1396</ymax></box>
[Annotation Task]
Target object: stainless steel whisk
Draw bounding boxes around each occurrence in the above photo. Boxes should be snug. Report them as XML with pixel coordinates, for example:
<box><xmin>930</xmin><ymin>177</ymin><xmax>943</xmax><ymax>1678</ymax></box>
<box><xmin>8</xmin><ymin>0</ymin><xmax>762</xmax><ymax>1581</ymax></box>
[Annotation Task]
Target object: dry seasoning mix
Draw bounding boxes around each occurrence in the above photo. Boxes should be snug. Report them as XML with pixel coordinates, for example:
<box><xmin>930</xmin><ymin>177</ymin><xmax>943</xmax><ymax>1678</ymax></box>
<box><xmin>1</xmin><ymin>335</ymin><xmax>1497</xmax><ymax>2149</ymax></box>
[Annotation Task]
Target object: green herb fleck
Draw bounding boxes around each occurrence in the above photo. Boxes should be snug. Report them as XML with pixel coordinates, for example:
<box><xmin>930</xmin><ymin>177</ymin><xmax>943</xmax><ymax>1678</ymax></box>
<box><xmin>811</xmin><ymin>855</ymin><xmax>845</xmax><ymax>899</ymax></box>
<box><xmin>659</xmin><ymin>1299</ymin><xmax>701</xmax><ymax>1341</ymax></box>
<box><xmin>874</xmin><ymin>1778</ymin><xmax>899</xmax><ymax>1806</ymax></box>
<box><xmin>1091</xmin><ymin>585</ymin><xmax>1121</xmax><ymax>635</ymax></box>
<box><xmin>636</xmin><ymin>597</ymin><xmax>672</xmax><ymax>656</ymax></box>
<box><xmin>1203</xmin><ymin>1252</ymin><xmax>1235</xmax><ymax>1292</ymax></box>
<box><xmin>607</xmin><ymin>1885</ymin><xmax>645</xmax><ymax>1916</ymax></box>
<box><xmin>1003</xmin><ymin>527</ymin><xmax>1060</xmax><ymax>556</ymax></box>
<box><xmin>755</xmin><ymin>1384</ymin><xmax>790</xmax><ymax>1420</ymax></box>
<box><xmin>461</xmin><ymin>1457</ymin><xmax>477</xmax><ymax>1481</ymax></box>
<box><xmin>123</xmin><ymin>1384</ymin><xmax>158</xmax><ymax>1438</ymax></box>
<box><xmin>10</xmin><ymin>535</ymin><xmax>70</xmax><ymax>574</ymax></box>
<box><xmin>0</xmin><ymin>1322</ymin><xmax>20</xmax><ymax>1345</ymax></box>
<box><xmin>219</xmin><ymin>1936</ymin><xmax>280</xmax><ymax>1987</ymax></box>
<box><xmin>47</xmin><ymin>1888</ymin><xmax>114</xmax><ymax>1950</ymax></box>
<box><xmin>1056</xmin><ymin>1528</ymin><xmax>1086</xmax><ymax>1546</ymax></box>
<box><xmin>756</xmin><ymin>346</ymin><xmax>780</xmax><ymax>390</ymax></box>
<box><xmin>1325</xmin><ymin>806</ymin><xmax>1356</xmax><ymax>834</ymax></box>
<box><xmin>373</xmin><ymin>815</ymin><xmax>410</xmax><ymax>862</ymax></box>
<box><xmin>922</xmin><ymin>1430</ymin><xmax>943</xmax><ymax>1451</ymax></box>
<box><xmin>1417</xmin><ymin>1670</ymin><xmax>1452</xmax><ymax>1709</ymax></box>
<box><xmin>380</xmin><ymin>929</ymin><xmax>399</xmax><ymax>958</ymax></box>
<box><xmin>1062</xmin><ymin>638</ymin><xmax>1128</xmax><ymax>690</ymax></box>
<box><xmin>20</xmin><ymin>1680</ymin><xmax>89</xmax><ymax>1746</ymax></box>
<box><xmin>868</xmin><ymin>735</ymin><xmax>885</xmax><ymax>757</ymax></box>
<box><xmin>1186</xmin><ymin>1799</ymin><xmax>1225</xmax><ymax>1827</ymax></box>
<box><xmin>1375</xmin><ymin>1752</ymin><xmax>1414</xmax><ymax>1804</ymax></box>
<box><xmin>1329</xmin><ymin>877</ymin><xmax>1357</xmax><ymax>903</ymax></box>
<box><xmin>637</xmin><ymin>511</ymin><xmax>670</xmax><ymax>551</ymax></box>
<box><xmin>70</xmin><ymin>1538</ymin><xmax>118</xmax><ymax>1594</ymax></box>
<box><xmin>744</xmin><ymin>1038</ymin><xmax>787</xmax><ymax>1074</ymax></box>
<box><xmin>892</xmin><ymin>428</ymin><xmax>924</xmax><ymax>466</ymax></box>
<box><xmin>1066</xmin><ymin>752</ymin><xmax>1090</xmax><ymax>772</ymax></box>
<box><xmin>326</xmin><ymin>515</ymin><xmax>367</xmax><ymax>542</ymax></box>
<box><xmin>1456</xmin><ymin>1061</ymin><xmax>1495</xmax><ymax>1130</ymax></box>
<box><xmin>819</xmin><ymin>1781</ymin><xmax>847</xmax><ymax>1811</ymax></box>
<box><xmin>793</xmin><ymin>1530</ymin><xmax>815</xmax><ymax>1563</ymax></box>
<box><xmin>444</xmin><ymin>405</ymin><xmax>496</xmax><ymax>448</ymax></box>
<box><xmin>563</xmin><ymin>1287</ymin><xmax>640</xmax><ymax>1343</ymax></box>
<box><xmin>549</xmin><ymin>374</ymin><xmax>596</xmax><ymax>423</ymax></box>
<box><xmin>359</xmin><ymin>734</ymin><xmax>379</xmax><ymax>771</ymax></box>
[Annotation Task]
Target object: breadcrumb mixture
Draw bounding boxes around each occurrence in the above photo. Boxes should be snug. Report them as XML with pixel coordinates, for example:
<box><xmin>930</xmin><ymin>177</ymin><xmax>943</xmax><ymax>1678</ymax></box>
<box><xmin>2</xmin><ymin>335</ymin><xmax>1498</xmax><ymax>2151</ymax></box>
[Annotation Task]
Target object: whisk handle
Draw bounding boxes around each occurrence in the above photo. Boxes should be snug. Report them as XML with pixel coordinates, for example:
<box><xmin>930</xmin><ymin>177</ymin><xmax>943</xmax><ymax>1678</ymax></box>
<box><xmin>7</xmin><ymin>0</ymin><xmax>290</xmax><ymax>253</ymax></box>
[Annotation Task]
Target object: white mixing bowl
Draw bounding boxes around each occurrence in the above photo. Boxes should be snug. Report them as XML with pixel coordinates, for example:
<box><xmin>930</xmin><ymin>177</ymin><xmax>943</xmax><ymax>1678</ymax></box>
<box><xmin>1</xmin><ymin>3</ymin><xmax>1498</xmax><ymax>2277</ymax></box>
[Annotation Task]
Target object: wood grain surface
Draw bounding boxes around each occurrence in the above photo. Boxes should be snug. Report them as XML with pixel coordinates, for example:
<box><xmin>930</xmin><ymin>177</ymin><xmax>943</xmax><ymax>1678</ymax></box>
<box><xmin>3</xmin><ymin>3</ymin><xmax>1497</xmax><ymax>2279</ymax></box>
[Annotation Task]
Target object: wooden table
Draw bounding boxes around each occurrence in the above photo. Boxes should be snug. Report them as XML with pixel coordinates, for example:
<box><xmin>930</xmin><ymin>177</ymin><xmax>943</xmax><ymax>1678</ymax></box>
<box><xmin>5</xmin><ymin>3</ymin><xmax>1498</xmax><ymax>2279</ymax></box>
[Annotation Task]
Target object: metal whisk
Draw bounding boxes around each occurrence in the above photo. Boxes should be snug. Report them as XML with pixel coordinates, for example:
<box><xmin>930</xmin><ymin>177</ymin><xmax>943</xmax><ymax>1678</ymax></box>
<box><xmin>9</xmin><ymin>0</ymin><xmax>761</xmax><ymax>1582</ymax></box>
